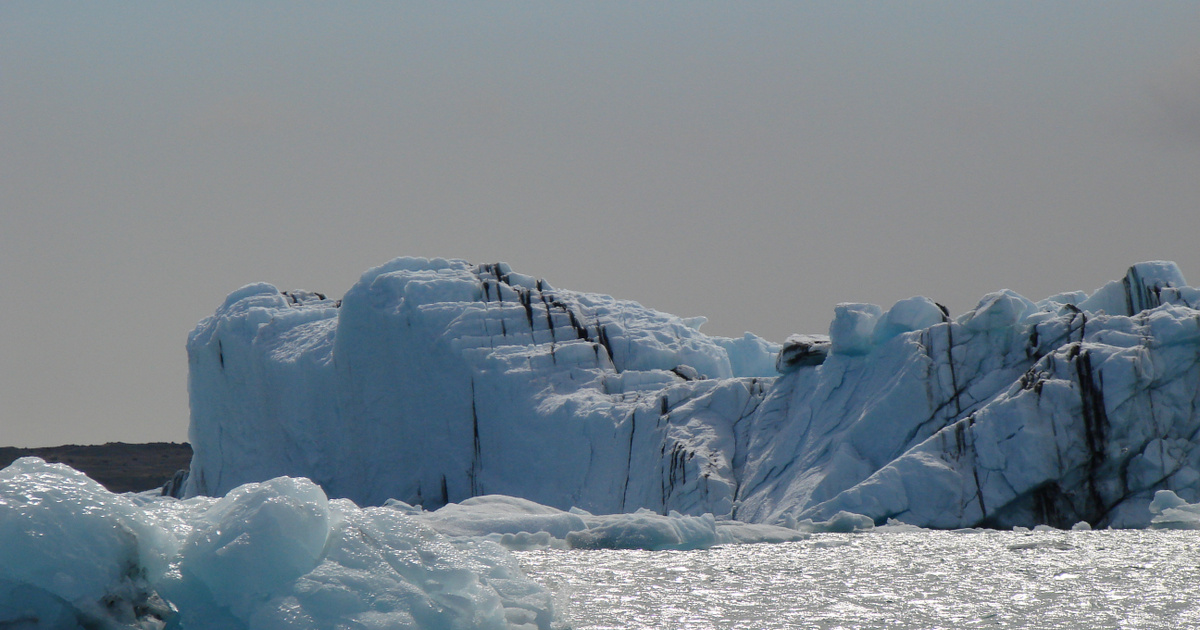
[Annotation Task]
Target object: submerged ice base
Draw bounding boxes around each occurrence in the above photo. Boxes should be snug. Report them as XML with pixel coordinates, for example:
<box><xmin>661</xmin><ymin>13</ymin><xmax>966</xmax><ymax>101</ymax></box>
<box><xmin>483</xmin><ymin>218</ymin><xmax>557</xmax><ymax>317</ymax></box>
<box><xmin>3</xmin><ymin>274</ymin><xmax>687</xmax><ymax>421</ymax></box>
<box><xmin>182</xmin><ymin>257</ymin><xmax>1200</xmax><ymax>530</ymax></box>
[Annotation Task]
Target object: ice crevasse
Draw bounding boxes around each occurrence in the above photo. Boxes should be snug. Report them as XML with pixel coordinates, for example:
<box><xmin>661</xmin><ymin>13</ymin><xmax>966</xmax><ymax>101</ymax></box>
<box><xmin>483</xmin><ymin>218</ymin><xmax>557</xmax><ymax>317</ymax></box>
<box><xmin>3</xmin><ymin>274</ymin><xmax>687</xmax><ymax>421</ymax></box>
<box><xmin>182</xmin><ymin>257</ymin><xmax>1200</xmax><ymax>530</ymax></box>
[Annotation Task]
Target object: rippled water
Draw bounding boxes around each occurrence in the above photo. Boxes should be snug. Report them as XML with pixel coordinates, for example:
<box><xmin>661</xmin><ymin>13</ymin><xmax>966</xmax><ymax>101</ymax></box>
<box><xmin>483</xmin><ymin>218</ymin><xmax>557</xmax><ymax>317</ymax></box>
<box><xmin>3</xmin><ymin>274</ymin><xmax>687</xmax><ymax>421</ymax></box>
<box><xmin>516</xmin><ymin>529</ymin><xmax>1200</xmax><ymax>629</ymax></box>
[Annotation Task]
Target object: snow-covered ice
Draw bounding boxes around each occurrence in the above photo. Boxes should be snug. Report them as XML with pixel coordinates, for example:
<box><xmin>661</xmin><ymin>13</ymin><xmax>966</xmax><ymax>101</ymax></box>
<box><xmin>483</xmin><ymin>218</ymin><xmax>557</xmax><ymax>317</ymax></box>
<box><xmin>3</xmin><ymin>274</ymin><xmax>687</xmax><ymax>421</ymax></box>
<box><xmin>181</xmin><ymin>258</ymin><xmax>1200</xmax><ymax>530</ymax></box>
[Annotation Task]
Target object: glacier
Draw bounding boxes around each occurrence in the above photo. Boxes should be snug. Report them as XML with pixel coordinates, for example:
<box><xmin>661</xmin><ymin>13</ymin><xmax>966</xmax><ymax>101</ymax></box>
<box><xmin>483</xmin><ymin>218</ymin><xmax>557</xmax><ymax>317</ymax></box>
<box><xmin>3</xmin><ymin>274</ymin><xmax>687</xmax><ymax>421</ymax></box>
<box><xmin>180</xmin><ymin>257</ymin><xmax>1200</xmax><ymax>530</ymax></box>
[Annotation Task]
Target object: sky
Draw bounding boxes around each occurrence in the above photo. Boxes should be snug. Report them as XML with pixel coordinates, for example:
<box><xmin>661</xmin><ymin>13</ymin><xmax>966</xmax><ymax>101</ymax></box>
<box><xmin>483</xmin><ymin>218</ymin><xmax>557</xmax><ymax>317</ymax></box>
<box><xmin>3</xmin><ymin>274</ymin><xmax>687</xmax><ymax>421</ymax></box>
<box><xmin>2</xmin><ymin>3</ymin><xmax>1199</xmax><ymax>448</ymax></box>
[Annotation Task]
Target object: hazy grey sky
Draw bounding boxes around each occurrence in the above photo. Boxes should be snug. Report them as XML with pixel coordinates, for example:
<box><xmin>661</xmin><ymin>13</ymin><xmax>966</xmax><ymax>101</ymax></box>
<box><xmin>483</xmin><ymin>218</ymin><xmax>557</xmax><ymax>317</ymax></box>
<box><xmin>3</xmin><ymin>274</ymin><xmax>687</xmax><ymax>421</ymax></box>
<box><xmin>2</xmin><ymin>3</ymin><xmax>1199</xmax><ymax>447</ymax></box>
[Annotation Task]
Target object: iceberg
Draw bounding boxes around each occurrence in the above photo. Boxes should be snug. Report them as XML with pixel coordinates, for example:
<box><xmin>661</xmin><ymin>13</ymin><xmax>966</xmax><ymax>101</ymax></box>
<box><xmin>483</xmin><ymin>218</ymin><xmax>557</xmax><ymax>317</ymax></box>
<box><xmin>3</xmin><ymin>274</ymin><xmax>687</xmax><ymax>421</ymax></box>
<box><xmin>183</xmin><ymin>258</ymin><xmax>778</xmax><ymax>519</ymax></box>
<box><xmin>0</xmin><ymin>457</ymin><xmax>556</xmax><ymax>630</ymax></box>
<box><xmin>1147</xmin><ymin>489</ymin><xmax>1200</xmax><ymax>530</ymax></box>
<box><xmin>181</xmin><ymin>257</ymin><xmax>1200</xmax><ymax>530</ymax></box>
<box><xmin>0</xmin><ymin>458</ymin><xmax>811</xmax><ymax>628</ymax></box>
<box><xmin>412</xmin><ymin>494</ymin><xmax>807</xmax><ymax>551</ymax></box>
<box><xmin>747</xmin><ymin>263</ymin><xmax>1200</xmax><ymax>529</ymax></box>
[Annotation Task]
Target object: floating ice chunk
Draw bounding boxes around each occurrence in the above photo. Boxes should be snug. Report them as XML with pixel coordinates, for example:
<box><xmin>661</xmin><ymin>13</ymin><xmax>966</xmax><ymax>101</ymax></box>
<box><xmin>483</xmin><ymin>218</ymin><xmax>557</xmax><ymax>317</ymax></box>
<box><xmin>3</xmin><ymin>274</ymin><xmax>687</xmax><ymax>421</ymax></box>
<box><xmin>876</xmin><ymin>519</ymin><xmax>929</xmax><ymax>533</ymax></box>
<box><xmin>186</xmin><ymin>257</ymin><xmax>778</xmax><ymax>514</ymax></box>
<box><xmin>567</xmin><ymin>511</ymin><xmax>808</xmax><ymax>549</ymax></box>
<box><xmin>420</xmin><ymin>495</ymin><xmax>589</xmax><ymax>540</ymax></box>
<box><xmin>415</xmin><ymin>495</ymin><xmax>805</xmax><ymax>551</ymax></box>
<box><xmin>794</xmin><ymin>511</ymin><xmax>875</xmax><ymax>533</ymax></box>
<box><xmin>250</xmin><ymin>501</ymin><xmax>550</xmax><ymax>630</ymax></box>
<box><xmin>1149</xmin><ymin>489</ymin><xmax>1191</xmax><ymax>513</ymax></box>
<box><xmin>829</xmin><ymin>303</ymin><xmax>883</xmax><ymax>356</ymax></box>
<box><xmin>1148</xmin><ymin>490</ymin><xmax>1200</xmax><ymax>529</ymax></box>
<box><xmin>0</xmin><ymin>459</ymin><xmax>557</xmax><ymax>630</ymax></box>
<box><xmin>565</xmin><ymin>510</ymin><xmax>721</xmax><ymax>551</ymax></box>
<box><xmin>168</xmin><ymin>477</ymin><xmax>333</xmax><ymax>620</ymax></box>
<box><xmin>712</xmin><ymin>521</ymin><xmax>810</xmax><ymax>544</ymax></box>
<box><xmin>0</xmin><ymin>458</ymin><xmax>172</xmax><ymax>629</ymax></box>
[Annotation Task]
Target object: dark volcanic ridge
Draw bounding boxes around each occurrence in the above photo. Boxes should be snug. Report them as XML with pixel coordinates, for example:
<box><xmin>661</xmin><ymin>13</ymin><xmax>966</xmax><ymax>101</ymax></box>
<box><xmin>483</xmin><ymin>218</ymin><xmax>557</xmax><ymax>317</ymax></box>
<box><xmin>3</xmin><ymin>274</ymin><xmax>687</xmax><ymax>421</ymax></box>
<box><xmin>0</xmin><ymin>442</ymin><xmax>192</xmax><ymax>493</ymax></box>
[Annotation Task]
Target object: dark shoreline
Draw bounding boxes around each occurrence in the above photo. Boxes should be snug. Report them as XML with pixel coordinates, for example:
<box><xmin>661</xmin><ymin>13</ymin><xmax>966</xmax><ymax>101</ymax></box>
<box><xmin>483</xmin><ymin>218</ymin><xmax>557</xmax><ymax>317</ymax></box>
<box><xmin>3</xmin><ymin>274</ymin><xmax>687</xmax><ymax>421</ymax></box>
<box><xmin>0</xmin><ymin>442</ymin><xmax>192</xmax><ymax>494</ymax></box>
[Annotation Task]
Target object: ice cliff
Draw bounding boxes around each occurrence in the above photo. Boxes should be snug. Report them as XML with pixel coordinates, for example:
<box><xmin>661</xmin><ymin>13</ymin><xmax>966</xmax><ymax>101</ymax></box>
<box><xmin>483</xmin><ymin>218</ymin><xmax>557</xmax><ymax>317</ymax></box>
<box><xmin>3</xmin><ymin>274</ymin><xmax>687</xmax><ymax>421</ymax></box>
<box><xmin>184</xmin><ymin>258</ymin><xmax>1200</xmax><ymax>529</ymax></box>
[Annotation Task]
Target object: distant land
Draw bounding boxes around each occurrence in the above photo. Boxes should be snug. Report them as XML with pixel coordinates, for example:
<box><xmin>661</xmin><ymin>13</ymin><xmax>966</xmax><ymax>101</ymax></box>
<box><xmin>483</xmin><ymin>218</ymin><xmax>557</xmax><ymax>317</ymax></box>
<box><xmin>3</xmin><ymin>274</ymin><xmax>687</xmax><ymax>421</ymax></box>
<box><xmin>0</xmin><ymin>442</ymin><xmax>191</xmax><ymax>493</ymax></box>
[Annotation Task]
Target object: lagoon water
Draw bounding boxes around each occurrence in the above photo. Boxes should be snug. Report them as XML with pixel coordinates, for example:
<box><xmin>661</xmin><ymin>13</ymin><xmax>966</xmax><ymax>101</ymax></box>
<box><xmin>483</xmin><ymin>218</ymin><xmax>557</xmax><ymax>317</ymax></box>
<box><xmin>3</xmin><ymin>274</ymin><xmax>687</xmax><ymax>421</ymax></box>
<box><xmin>516</xmin><ymin>529</ymin><xmax>1200</xmax><ymax>629</ymax></box>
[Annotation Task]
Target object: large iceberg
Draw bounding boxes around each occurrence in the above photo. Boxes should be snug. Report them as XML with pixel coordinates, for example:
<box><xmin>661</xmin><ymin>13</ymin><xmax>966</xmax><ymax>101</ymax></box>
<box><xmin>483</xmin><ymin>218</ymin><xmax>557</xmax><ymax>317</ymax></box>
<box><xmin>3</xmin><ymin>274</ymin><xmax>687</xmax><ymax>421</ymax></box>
<box><xmin>182</xmin><ymin>257</ymin><xmax>1200</xmax><ymax>529</ymax></box>
<box><xmin>184</xmin><ymin>258</ymin><xmax>779</xmax><ymax>519</ymax></box>
<box><xmin>739</xmin><ymin>264</ymin><xmax>1200</xmax><ymax>529</ymax></box>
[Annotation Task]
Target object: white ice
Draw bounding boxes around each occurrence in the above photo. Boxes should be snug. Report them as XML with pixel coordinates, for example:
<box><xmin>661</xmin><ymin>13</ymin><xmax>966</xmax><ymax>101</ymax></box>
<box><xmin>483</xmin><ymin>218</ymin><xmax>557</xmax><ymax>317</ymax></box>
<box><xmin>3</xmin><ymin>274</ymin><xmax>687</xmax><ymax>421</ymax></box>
<box><xmin>0</xmin><ymin>458</ymin><xmax>555</xmax><ymax>630</ymax></box>
<box><xmin>410</xmin><ymin>495</ymin><xmax>807</xmax><ymax>551</ymax></box>
<box><xmin>4</xmin><ymin>456</ymin><xmax>1196</xmax><ymax>627</ymax></box>
<box><xmin>181</xmin><ymin>258</ymin><xmax>1200</xmax><ymax>530</ymax></box>
<box><xmin>0</xmin><ymin>457</ymin><xmax>825</xmax><ymax>628</ymax></box>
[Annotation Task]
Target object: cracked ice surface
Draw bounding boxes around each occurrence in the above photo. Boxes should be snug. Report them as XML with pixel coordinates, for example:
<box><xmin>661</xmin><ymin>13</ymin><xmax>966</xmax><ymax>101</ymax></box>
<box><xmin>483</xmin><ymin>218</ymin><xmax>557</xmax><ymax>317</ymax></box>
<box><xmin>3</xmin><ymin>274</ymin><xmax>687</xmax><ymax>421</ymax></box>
<box><xmin>184</xmin><ymin>257</ymin><xmax>1200</xmax><ymax>529</ymax></box>
<box><xmin>739</xmin><ymin>262</ymin><xmax>1200</xmax><ymax>528</ymax></box>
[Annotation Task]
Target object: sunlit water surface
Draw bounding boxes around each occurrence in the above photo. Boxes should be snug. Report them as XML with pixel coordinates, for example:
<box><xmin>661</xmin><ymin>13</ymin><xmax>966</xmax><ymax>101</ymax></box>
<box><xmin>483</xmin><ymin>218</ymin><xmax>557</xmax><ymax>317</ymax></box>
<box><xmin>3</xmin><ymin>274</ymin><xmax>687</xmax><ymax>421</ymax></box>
<box><xmin>515</xmin><ymin>530</ymin><xmax>1200</xmax><ymax>629</ymax></box>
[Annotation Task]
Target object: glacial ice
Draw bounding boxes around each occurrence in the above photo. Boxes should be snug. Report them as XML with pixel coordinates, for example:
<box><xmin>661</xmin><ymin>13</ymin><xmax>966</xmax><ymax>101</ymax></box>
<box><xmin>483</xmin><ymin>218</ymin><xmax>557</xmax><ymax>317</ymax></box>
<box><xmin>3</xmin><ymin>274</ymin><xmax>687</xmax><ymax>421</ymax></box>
<box><xmin>1147</xmin><ymin>489</ymin><xmax>1200</xmax><ymax>529</ymax></box>
<box><xmin>0</xmin><ymin>458</ymin><xmax>818</xmax><ymax>628</ymax></box>
<box><xmin>7</xmin><ymin>257</ymin><xmax>1200</xmax><ymax>626</ymax></box>
<box><xmin>181</xmin><ymin>257</ymin><xmax>1200</xmax><ymax>530</ymax></box>
<box><xmin>414</xmin><ymin>495</ymin><xmax>807</xmax><ymax>551</ymax></box>
<box><xmin>7</xmin><ymin>253</ymin><xmax>1200</xmax><ymax>624</ymax></box>
<box><xmin>0</xmin><ymin>457</ymin><xmax>557</xmax><ymax>629</ymax></box>
<box><xmin>183</xmin><ymin>257</ymin><xmax>780</xmax><ymax>518</ymax></box>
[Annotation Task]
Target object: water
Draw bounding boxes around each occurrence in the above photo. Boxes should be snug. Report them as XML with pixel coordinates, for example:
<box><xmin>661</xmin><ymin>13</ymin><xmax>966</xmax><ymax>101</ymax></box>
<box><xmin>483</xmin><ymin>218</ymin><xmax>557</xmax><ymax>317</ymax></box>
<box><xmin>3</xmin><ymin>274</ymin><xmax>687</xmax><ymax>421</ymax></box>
<box><xmin>516</xmin><ymin>529</ymin><xmax>1200</xmax><ymax>629</ymax></box>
